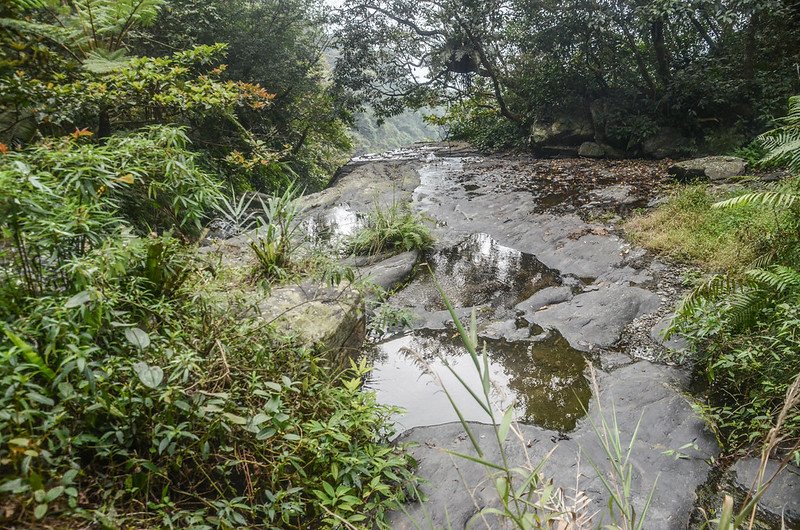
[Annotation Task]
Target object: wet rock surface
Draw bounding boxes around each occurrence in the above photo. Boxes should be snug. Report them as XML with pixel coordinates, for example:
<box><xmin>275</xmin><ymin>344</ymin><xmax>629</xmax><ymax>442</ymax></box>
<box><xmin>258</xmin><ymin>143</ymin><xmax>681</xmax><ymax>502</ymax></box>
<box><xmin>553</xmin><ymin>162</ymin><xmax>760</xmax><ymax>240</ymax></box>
<box><xmin>389</xmin><ymin>362</ymin><xmax>717</xmax><ymax>530</ymax></box>
<box><xmin>530</xmin><ymin>284</ymin><xmax>661</xmax><ymax>350</ymax></box>
<box><xmin>305</xmin><ymin>145</ymin><xmax>723</xmax><ymax>527</ymax></box>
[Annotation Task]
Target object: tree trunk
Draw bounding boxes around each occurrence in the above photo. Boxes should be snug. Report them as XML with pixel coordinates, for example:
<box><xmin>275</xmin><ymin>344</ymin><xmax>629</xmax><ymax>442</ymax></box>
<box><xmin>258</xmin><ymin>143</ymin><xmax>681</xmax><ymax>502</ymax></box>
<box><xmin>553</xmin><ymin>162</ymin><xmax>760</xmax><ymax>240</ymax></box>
<box><xmin>743</xmin><ymin>11</ymin><xmax>759</xmax><ymax>81</ymax></box>
<box><xmin>98</xmin><ymin>109</ymin><xmax>111</xmax><ymax>139</ymax></box>
<box><xmin>651</xmin><ymin>18</ymin><xmax>671</xmax><ymax>85</ymax></box>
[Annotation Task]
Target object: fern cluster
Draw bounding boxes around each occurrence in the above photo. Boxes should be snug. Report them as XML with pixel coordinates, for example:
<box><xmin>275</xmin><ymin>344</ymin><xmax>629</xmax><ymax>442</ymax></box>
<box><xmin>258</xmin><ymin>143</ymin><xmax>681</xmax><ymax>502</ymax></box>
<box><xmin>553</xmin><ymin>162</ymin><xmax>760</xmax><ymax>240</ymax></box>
<box><xmin>759</xmin><ymin>95</ymin><xmax>800</xmax><ymax>173</ymax></box>
<box><xmin>670</xmin><ymin>97</ymin><xmax>800</xmax><ymax>452</ymax></box>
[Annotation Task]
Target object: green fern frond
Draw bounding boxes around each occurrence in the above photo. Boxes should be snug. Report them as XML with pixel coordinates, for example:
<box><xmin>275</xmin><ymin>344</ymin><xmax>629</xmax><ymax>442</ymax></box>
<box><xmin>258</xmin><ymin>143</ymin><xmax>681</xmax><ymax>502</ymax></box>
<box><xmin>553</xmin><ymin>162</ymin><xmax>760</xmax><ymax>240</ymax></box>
<box><xmin>675</xmin><ymin>265</ymin><xmax>800</xmax><ymax>336</ymax></box>
<box><xmin>3</xmin><ymin>0</ymin><xmax>48</xmax><ymax>13</ymax></box>
<box><xmin>713</xmin><ymin>191</ymin><xmax>799</xmax><ymax>210</ymax></box>
<box><xmin>756</xmin><ymin>95</ymin><xmax>800</xmax><ymax>173</ymax></box>
<box><xmin>747</xmin><ymin>266</ymin><xmax>800</xmax><ymax>292</ymax></box>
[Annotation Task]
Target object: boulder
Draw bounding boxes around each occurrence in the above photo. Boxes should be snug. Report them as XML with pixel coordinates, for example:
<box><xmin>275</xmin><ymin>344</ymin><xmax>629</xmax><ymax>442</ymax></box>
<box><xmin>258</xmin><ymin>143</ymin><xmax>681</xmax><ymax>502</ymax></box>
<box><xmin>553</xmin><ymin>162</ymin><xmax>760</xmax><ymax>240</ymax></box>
<box><xmin>356</xmin><ymin>250</ymin><xmax>419</xmax><ymax>292</ymax></box>
<box><xmin>668</xmin><ymin>156</ymin><xmax>747</xmax><ymax>182</ymax></box>
<box><xmin>531</xmin><ymin>114</ymin><xmax>594</xmax><ymax>147</ymax></box>
<box><xmin>642</xmin><ymin>127</ymin><xmax>693</xmax><ymax>159</ymax></box>
<box><xmin>578</xmin><ymin>141</ymin><xmax>606</xmax><ymax>158</ymax></box>
<box><xmin>257</xmin><ymin>282</ymin><xmax>364</xmax><ymax>355</ymax></box>
<box><xmin>733</xmin><ymin>458</ymin><xmax>800</xmax><ymax>523</ymax></box>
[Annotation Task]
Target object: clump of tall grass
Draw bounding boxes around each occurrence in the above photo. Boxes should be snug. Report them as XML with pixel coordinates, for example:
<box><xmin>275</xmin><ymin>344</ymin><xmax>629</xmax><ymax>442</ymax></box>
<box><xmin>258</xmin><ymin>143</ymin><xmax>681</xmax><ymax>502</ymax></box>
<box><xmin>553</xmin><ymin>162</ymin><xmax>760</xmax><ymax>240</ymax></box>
<box><xmin>624</xmin><ymin>184</ymin><xmax>792</xmax><ymax>271</ymax></box>
<box><xmin>347</xmin><ymin>202</ymin><xmax>433</xmax><ymax>256</ymax></box>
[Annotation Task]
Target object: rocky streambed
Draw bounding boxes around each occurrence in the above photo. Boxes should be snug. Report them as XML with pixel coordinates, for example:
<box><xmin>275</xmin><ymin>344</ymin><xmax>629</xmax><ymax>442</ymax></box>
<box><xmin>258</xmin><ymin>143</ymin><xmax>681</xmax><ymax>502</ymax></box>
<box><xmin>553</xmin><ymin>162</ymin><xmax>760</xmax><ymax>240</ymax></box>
<box><xmin>213</xmin><ymin>143</ymin><xmax>798</xmax><ymax>529</ymax></box>
<box><xmin>346</xmin><ymin>147</ymin><xmax>716</xmax><ymax>529</ymax></box>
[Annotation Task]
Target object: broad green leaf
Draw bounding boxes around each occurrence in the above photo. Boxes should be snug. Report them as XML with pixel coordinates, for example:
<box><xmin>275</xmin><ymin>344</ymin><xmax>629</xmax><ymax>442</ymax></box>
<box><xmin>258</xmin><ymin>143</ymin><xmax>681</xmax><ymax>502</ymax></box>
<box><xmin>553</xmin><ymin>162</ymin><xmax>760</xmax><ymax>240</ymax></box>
<box><xmin>65</xmin><ymin>290</ymin><xmax>91</xmax><ymax>308</ymax></box>
<box><xmin>498</xmin><ymin>405</ymin><xmax>514</xmax><ymax>444</ymax></box>
<box><xmin>125</xmin><ymin>327</ymin><xmax>151</xmax><ymax>350</ymax></box>
<box><xmin>2</xmin><ymin>325</ymin><xmax>55</xmax><ymax>380</ymax></box>
<box><xmin>222</xmin><ymin>412</ymin><xmax>248</xmax><ymax>425</ymax></box>
<box><xmin>133</xmin><ymin>362</ymin><xmax>163</xmax><ymax>388</ymax></box>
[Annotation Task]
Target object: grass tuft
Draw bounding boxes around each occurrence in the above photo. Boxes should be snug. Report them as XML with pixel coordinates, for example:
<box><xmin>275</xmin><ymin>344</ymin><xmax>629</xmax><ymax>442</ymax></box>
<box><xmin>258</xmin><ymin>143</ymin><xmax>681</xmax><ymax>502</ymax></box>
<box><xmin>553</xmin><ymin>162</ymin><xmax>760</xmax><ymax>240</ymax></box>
<box><xmin>624</xmin><ymin>184</ymin><xmax>790</xmax><ymax>271</ymax></box>
<box><xmin>347</xmin><ymin>202</ymin><xmax>433</xmax><ymax>256</ymax></box>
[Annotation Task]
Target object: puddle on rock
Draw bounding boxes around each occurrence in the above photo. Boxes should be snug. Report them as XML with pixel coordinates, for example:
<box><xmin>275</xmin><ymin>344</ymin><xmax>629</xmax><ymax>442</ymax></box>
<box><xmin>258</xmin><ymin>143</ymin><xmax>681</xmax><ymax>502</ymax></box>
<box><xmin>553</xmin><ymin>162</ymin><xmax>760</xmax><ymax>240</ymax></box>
<box><xmin>303</xmin><ymin>205</ymin><xmax>364</xmax><ymax>248</ymax></box>
<box><xmin>393</xmin><ymin>232</ymin><xmax>560</xmax><ymax>313</ymax></box>
<box><xmin>364</xmin><ymin>329</ymin><xmax>590</xmax><ymax>433</ymax></box>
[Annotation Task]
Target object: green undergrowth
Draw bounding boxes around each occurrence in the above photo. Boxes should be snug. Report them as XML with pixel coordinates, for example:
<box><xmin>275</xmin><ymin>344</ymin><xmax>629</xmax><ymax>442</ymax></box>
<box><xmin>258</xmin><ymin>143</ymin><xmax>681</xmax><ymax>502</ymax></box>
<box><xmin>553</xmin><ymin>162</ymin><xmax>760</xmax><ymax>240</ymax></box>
<box><xmin>625</xmin><ymin>106</ymin><xmax>800</xmax><ymax>457</ymax></box>
<box><xmin>0</xmin><ymin>133</ymin><xmax>419</xmax><ymax>528</ymax></box>
<box><xmin>624</xmin><ymin>183</ymin><xmax>793</xmax><ymax>271</ymax></box>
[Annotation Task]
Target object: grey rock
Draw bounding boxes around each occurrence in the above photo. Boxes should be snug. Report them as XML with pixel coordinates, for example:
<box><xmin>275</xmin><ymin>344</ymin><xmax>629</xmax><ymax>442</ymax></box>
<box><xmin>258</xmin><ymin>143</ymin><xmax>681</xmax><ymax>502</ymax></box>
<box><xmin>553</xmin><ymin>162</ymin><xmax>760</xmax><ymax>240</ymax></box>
<box><xmin>532</xmin><ymin>284</ymin><xmax>662</xmax><ymax>350</ymax></box>
<box><xmin>358</xmin><ymin>250</ymin><xmax>419</xmax><ymax>292</ymax></box>
<box><xmin>515</xmin><ymin>286</ymin><xmax>575</xmax><ymax>315</ymax></box>
<box><xmin>578</xmin><ymin>141</ymin><xmax>625</xmax><ymax>159</ymax></box>
<box><xmin>390</xmin><ymin>362</ymin><xmax>718</xmax><ymax>530</ymax></box>
<box><xmin>531</xmin><ymin>114</ymin><xmax>594</xmax><ymax>146</ymax></box>
<box><xmin>668</xmin><ymin>156</ymin><xmax>747</xmax><ymax>182</ymax></box>
<box><xmin>579</xmin><ymin>141</ymin><xmax>606</xmax><ymax>158</ymax></box>
<box><xmin>256</xmin><ymin>282</ymin><xmax>364</xmax><ymax>355</ymax></box>
<box><xmin>591</xmin><ymin>184</ymin><xmax>637</xmax><ymax>204</ymax></box>
<box><xmin>301</xmin><ymin>160</ymin><xmax>421</xmax><ymax>218</ymax></box>
<box><xmin>733</xmin><ymin>458</ymin><xmax>800</xmax><ymax>522</ymax></box>
<box><xmin>761</xmin><ymin>170</ymin><xmax>790</xmax><ymax>182</ymax></box>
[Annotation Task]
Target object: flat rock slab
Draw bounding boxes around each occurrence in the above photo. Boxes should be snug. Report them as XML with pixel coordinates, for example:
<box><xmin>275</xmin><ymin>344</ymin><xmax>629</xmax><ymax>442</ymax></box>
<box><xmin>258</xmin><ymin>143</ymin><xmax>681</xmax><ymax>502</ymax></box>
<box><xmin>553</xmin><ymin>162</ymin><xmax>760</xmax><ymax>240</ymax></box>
<box><xmin>390</xmin><ymin>362</ymin><xmax>718</xmax><ymax>530</ymax></box>
<box><xmin>257</xmin><ymin>283</ymin><xmax>364</xmax><ymax>354</ymax></box>
<box><xmin>668</xmin><ymin>156</ymin><xmax>747</xmax><ymax>182</ymax></box>
<box><xmin>302</xmin><ymin>160</ymin><xmax>421</xmax><ymax>215</ymax></box>
<box><xmin>733</xmin><ymin>458</ymin><xmax>800</xmax><ymax>523</ymax></box>
<box><xmin>529</xmin><ymin>284</ymin><xmax>662</xmax><ymax>350</ymax></box>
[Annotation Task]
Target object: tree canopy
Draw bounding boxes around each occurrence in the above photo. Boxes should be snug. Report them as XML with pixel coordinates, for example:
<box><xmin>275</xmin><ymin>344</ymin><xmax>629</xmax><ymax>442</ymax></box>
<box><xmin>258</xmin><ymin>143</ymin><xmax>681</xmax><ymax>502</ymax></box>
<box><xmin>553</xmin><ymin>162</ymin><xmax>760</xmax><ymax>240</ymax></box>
<box><xmin>334</xmin><ymin>0</ymin><xmax>800</xmax><ymax>151</ymax></box>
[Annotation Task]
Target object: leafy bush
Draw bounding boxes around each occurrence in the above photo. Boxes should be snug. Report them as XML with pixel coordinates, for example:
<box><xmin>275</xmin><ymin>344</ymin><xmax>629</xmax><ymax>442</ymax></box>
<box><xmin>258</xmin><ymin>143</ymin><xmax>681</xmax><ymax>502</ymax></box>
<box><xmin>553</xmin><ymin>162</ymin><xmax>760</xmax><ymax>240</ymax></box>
<box><xmin>664</xmin><ymin>102</ymin><xmax>800</xmax><ymax>452</ymax></box>
<box><xmin>0</xmin><ymin>252</ymin><xmax>418</xmax><ymax>527</ymax></box>
<box><xmin>347</xmin><ymin>203</ymin><xmax>433</xmax><ymax>256</ymax></box>
<box><xmin>0</xmin><ymin>131</ymin><xmax>419</xmax><ymax>528</ymax></box>
<box><xmin>0</xmin><ymin>127</ymin><xmax>221</xmax><ymax>246</ymax></box>
<box><xmin>431</xmin><ymin>98</ymin><xmax>527</xmax><ymax>152</ymax></box>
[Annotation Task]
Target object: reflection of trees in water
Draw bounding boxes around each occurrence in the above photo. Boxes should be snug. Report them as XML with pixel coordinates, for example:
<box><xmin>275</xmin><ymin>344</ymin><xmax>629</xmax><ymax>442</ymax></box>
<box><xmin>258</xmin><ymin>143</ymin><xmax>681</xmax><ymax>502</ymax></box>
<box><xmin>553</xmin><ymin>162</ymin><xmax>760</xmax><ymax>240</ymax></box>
<box><xmin>396</xmin><ymin>233</ymin><xmax>559</xmax><ymax>311</ymax></box>
<box><xmin>369</xmin><ymin>329</ymin><xmax>590</xmax><ymax>432</ymax></box>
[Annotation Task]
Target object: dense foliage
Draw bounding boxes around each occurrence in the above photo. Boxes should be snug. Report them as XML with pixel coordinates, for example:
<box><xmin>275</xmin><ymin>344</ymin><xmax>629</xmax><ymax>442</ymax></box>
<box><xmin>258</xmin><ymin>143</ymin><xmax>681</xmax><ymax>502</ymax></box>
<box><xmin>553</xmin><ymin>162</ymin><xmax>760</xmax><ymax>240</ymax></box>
<box><xmin>0</xmin><ymin>1</ymin><xmax>420</xmax><ymax>527</ymax></box>
<box><xmin>632</xmin><ymin>97</ymin><xmax>800</xmax><ymax>455</ymax></box>
<box><xmin>334</xmin><ymin>0</ymin><xmax>800</xmax><ymax>152</ymax></box>
<box><xmin>133</xmin><ymin>0</ymin><xmax>354</xmax><ymax>190</ymax></box>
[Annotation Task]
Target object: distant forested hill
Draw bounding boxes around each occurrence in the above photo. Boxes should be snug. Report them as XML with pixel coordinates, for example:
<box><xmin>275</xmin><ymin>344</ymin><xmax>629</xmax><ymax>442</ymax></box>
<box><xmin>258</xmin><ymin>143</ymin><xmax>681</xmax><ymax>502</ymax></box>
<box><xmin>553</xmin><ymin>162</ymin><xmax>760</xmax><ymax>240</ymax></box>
<box><xmin>351</xmin><ymin>109</ymin><xmax>443</xmax><ymax>155</ymax></box>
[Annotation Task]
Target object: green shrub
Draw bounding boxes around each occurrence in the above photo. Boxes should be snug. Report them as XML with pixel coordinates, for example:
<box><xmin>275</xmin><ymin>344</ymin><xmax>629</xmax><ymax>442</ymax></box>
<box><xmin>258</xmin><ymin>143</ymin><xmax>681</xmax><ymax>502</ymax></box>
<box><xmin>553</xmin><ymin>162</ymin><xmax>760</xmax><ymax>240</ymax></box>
<box><xmin>430</xmin><ymin>98</ymin><xmax>527</xmax><ymax>152</ymax></box>
<box><xmin>347</xmin><ymin>203</ymin><xmax>433</xmax><ymax>256</ymax></box>
<box><xmin>0</xmin><ymin>132</ymin><xmax>419</xmax><ymax>528</ymax></box>
<box><xmin>0</xmin><ymin>253</ymin><xmax>418</xmax><ymax>527</ymax></box>
<box><xmin>665</xmin><ymin>102</ymin><xmax>800</xmax><ymax>453</ymax></box>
